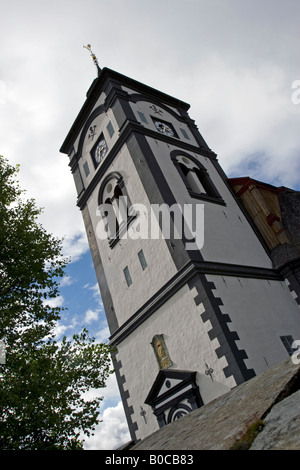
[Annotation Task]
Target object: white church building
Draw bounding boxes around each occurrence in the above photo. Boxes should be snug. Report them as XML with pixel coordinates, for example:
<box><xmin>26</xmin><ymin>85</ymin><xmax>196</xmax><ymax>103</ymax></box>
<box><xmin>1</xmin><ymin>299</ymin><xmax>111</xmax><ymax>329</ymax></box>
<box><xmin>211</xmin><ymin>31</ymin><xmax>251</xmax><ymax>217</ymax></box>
<box><xmin>60</xmin><ymin>61</ymin><xmax>300</xmax><ymax>443</ymax></box>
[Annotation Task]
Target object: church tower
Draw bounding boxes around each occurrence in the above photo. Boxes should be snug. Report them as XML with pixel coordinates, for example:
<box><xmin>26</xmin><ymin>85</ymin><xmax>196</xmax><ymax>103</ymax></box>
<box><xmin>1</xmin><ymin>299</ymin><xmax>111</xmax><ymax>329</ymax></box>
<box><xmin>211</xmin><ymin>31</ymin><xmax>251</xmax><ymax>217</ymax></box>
<box><xmin>60</xmin><ymin>60</ymin><xmax>300</xmax><ymax>442</ymax></box>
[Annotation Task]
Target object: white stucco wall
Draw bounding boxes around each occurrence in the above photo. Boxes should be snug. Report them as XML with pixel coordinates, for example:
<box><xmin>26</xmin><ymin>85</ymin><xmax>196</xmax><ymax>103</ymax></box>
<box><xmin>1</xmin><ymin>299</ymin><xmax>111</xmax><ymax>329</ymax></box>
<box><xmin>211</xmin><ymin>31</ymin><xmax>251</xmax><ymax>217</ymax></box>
<box><xmin>205</xmin><ymin>274</ymin><xmax>300</xmax><ymax>375</ymax></box>
<box><xmin>115</xmin><ymin>282</ymin><xmax>236</xmax><ymax>441</ymax></box>
<box><xmin>85</xmin><ymin>143</ymin><xmax>179</xmax><ymax>326</ymax></box>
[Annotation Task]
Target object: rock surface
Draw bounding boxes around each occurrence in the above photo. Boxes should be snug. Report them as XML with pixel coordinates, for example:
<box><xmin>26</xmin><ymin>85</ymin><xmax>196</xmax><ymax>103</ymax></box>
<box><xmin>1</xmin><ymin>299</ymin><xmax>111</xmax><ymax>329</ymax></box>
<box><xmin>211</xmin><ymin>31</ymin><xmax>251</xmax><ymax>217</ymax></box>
<box><xmin>250</xmin><ymin>389</ymin><xmax>300</xmax><ymax>450</ymax></box>
<box><xmin>130</xmin><ymin>358</ymin><xmax>300</xmax><ymax>450</ymax></box>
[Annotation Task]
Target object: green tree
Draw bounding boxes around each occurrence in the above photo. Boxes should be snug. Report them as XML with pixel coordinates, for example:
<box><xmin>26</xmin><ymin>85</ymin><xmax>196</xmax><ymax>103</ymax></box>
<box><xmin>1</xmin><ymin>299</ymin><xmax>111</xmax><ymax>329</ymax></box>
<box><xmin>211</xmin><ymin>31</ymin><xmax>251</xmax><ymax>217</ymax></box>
<box><xmin>0</xmin><ymin>157</ymin><xmax>113</xmax><ymax>449</ymax></box>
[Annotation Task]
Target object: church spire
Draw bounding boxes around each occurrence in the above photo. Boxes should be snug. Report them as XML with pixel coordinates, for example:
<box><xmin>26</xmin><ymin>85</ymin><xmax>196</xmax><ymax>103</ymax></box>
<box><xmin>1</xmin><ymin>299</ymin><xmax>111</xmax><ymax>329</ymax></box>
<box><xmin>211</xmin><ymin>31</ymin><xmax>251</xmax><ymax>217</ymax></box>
<box><xmin>83</xmin><ymin>44</ymin><xmax>101</xmax><ymax>76</ymax></box>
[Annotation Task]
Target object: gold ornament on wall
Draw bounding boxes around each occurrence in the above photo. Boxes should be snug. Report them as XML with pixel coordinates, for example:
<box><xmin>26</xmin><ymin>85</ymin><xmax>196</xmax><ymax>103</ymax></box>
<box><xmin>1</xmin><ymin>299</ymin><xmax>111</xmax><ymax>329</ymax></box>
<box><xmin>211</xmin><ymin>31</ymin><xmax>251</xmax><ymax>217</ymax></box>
<box><xmin>151</xmin><ymin>334</ymin><xmax>172</xmax><ymax>370</ymax></box>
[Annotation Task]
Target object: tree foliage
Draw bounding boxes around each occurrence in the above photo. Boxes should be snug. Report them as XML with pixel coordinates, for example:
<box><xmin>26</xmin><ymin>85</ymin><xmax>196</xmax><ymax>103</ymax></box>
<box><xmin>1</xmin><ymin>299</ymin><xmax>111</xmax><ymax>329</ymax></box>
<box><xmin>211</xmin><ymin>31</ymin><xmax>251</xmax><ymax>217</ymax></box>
<box><xmin>0</xmin><ymin>157</ymin><xmax>113</xmax><ymax>449</ymax></box>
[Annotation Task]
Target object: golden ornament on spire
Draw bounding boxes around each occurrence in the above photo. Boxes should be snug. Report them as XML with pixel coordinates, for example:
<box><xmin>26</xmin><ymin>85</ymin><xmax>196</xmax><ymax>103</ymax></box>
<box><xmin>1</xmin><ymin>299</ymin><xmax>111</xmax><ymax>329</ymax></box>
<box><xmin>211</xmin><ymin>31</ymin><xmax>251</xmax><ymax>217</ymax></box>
<box><xmin>83</xmin><ymin>44</ymin><xmax>101</xmax><ymax>75</ymax></box>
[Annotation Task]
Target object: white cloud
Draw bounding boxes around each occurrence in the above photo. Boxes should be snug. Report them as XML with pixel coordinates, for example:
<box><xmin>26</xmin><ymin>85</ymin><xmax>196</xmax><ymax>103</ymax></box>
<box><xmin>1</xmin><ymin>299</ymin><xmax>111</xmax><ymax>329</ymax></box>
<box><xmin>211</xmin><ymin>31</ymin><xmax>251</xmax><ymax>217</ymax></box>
<box><xmin>54</xmin><ymin>324</ymin><xmax>70</xmax><ymax>338</ymax></box>
<box><xmin>62</xmin><ymin>232</ymin><xmax>90</xmax><ymax>263</ymax></box>
<box><xmin>175</xmin><ymin>57</ymin><xmax>300</xmax><ymax>188</ymax></box>
<box><xmin>80</xmin><ymin>372</ymin><xmax>130</xmax><ymax>450</ymax></box>
<box><xmin>95</xmin><ymin>325</ymin><xmax>110</xmax><ymax>344</ymax></box>
<box><xmin>84</xmin><ymin>282</ymin><xmax>101</xmax><ymax>296</ymax></box>
<box><xmin>59</xmin><ymin>275</ymin><xmax>75</xmax><ymax>287</ymax></box>
<box><xmin>53</xmin><ymin>322</ymin><xmax>71</xmax><ymax>339</ymax></box>
<box><xmin>83</xmin><ymin>401</ymin><xmax>130</xmax><ymax>450</ymax></box>
<box><xmin>84</xmin><ymin>309</ymin><xmax>99</xmax><ymax>324</ymax></box>
<box><xmin>53</xmin><ymin>317</ymin><xmax>79</xmax><ymax>339</ymax></box>
<box><xmin>102</xmin><ymin>372</ymin><xmax>122</xmax><ymax>401</ymax></box>
<box><xmin>44</xmin><ymin>295</ymin><xmax>64</xmax><ymax>309</ymax></box>
<box><xmin>84</xmin><ymin>283</ymin><xmax>104</xmax><ymax>309</ymax></box>
<box><xmin>83</xmin><ymin>372</ymin><xmax>121</xmax><ymax>404</ymax></box>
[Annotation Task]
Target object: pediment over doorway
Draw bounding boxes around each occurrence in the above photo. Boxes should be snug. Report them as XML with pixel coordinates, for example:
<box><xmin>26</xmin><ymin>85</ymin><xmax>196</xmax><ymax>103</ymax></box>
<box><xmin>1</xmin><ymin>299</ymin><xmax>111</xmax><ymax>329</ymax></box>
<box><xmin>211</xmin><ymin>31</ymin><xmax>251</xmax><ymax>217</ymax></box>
<box><xmin>145</xmin><ymin>370</ymin><xmax>203</xmax><ymax>428</ymax></box>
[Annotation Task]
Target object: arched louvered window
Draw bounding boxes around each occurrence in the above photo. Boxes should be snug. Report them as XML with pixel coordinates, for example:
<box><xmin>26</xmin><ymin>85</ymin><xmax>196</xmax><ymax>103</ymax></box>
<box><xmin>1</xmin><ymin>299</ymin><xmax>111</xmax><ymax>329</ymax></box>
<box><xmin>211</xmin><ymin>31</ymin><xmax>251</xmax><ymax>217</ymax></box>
<box><xmin>98</xmin><ymin>172</ymin><xmax>136</xmax><ymax>248</ymax></box>
<box><xmin>171</xmin><ymin>152</ymin><xmax>225</xmax><ymax>205</ymax></box>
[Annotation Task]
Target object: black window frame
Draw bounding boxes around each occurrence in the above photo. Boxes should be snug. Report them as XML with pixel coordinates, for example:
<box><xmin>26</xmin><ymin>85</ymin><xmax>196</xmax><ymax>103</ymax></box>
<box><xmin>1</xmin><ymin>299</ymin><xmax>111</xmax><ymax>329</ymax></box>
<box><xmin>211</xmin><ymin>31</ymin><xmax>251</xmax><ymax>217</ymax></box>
<box><xmin>98</xmin><ymin>172</ymin><xmax>136</xmax><ymax>249</ymax></box>
<box><xmin>138</xmin><ymin>249</ymin><xmax>148</xmax><ymax>270</ymax></box>
<box><xmin>123</xmin><ymin>266</ymin><xmax>132</xmax><ymax>287</ymax></box>
<box><xmin>280</xmin><ymin>335</ymin><xmax>297</xmax><ymax>356</ymax></box>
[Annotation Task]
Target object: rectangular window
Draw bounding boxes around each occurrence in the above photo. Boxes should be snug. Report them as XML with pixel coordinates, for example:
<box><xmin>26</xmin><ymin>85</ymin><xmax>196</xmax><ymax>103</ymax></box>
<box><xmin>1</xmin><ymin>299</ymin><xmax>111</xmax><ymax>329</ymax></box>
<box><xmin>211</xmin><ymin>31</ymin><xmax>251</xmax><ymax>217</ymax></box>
<box><xmin>83</xmin><ymin>161</ymin><xmax>90</xmax><ymax>177</ymax></box>
<box><xmin>180</xmin><ymin>128</ymin><xmax>190</xmax><ymax>140</ymax></box>
<box><xmin>107</xmin><ymin>121</ymin><xmax>115</xmax><ymax>138</ymax></box>
<box><xmin>0</xmin><ymin>339</ymin><xmax>6</xmax><ymax>365</ymax></box>
<box><xmin>280</xmin><ymin>335</ymin><xmax>296</xmax><ymax>356</ymax></box>
<box><xmin>138</xmin><ymin>250</ymin><xmax>147</xmax><ymax>270</ymax></box>
<box><xmin>138</xmin><ymin>111</ymin><xmax>148</xmax><ymax>124</ymax></box>
<box><xmin>123</xmin><ymin>266</ymin><xmax>132</xmax><ymax>287</ymax></box>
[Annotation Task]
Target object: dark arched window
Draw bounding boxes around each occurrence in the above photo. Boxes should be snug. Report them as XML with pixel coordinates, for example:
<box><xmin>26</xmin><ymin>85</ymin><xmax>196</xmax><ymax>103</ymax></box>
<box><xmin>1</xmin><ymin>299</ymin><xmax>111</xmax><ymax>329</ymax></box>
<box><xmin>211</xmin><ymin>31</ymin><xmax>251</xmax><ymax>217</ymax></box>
<box><xmin>171</xmin><ymin>152</ymin><xmax>225</xmax><ymax>205</ymax></box>
<box><xmin>98</xmin><ymin>172</ymin><xmax>136</xmax><ymax>248</ymax></box>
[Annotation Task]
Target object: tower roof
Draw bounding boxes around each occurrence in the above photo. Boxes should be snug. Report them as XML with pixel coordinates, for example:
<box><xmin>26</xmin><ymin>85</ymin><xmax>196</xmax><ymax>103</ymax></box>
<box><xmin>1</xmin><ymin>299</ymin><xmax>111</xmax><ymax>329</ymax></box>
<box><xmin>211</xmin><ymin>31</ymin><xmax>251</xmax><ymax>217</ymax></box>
<box><xmin>60</xmin><ymin>67</ymin><xmax>190</xmax><ymax>155</ymax></box>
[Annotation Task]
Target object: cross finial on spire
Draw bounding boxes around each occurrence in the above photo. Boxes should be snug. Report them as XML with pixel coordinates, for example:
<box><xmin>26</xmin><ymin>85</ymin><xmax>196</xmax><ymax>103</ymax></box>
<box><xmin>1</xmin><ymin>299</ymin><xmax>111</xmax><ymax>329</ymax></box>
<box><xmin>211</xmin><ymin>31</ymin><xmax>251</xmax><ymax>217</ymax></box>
<box><xmin>83</xmin><ymin>44</ymin><xmax>101</xmax><ymax>76</ymax></box>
